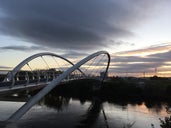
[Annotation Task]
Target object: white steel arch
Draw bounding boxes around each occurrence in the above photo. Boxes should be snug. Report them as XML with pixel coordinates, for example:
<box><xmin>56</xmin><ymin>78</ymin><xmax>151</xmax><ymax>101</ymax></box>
<box><xmin>4</xmin><ymin>52</ymin><xmax>85</xmax><ymax>87</ymax></box>
<box><xmin>5</xmin><ymin>52</ymin><xmax>75</xmax><ymax>81</ymax></box>
<box><xmin>8</xmin><ymin>51</ymin><xmax>110</xmax><ymax>121</ymax></box>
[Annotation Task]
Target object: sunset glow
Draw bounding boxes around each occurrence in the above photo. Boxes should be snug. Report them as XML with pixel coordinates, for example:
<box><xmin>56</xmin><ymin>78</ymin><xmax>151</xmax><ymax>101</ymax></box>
<box><xmin>0</xmin><ymin>0</ymin><xmax>171</xmax><ymax>77</ymax></box>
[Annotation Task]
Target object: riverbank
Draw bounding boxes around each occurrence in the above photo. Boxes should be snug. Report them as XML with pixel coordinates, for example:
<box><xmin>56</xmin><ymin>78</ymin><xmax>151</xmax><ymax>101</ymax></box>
<box><xmin>1</xmin><ymin>78</ymin><xmax>171</xmax><ymax>128</ymax></box>
<box><xmin>2</xmin><ymin>78</ymin><xmax>171</xmax><ymax>107</ymax></box>
<box><xmin>43</xmin><ymin>78</ymin><xmax>171</xmax><ymax>104</ymax></box>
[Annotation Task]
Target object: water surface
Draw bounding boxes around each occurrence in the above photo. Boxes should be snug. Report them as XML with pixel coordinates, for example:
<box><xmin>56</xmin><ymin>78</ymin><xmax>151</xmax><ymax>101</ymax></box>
<box><xmin>0</xmin><ymin>96</ymin><xmax>169</xmax><ymax>128</ymax></box>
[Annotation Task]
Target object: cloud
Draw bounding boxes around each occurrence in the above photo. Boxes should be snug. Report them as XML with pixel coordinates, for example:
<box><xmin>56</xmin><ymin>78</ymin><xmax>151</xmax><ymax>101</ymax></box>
<box><xmin>148</xmin><ymin>50</ymin><xmax>171</xmax><ymax>60</ymax></box>
<box><xmin>0</xmin><ymin>65</ymin><xmax>12</xmax><ymax>69</ymax></box>
<box><xmin>110</xmin><ymin>61</ymin><xmax>163</xmax><ymax>73</ymax></box>
<box><xmin>0</xmin><ymin>45</ymin><xmax>47</xmax><ymax>52</ymax></box>
<box><xmin>115</xmin><ymin>42</ymin><xmax>171</xmax><ymax>56</ymax></box>
<box><xmin>0</xmin><ymin>0</ymin><xmax>162</xmax><ymax>51</ymax></box>
<box><xmin>110</xmin><ymin>44</ymin><xmax>171</xmax><ymax>75</ymax></box>
<box><xmin>61</xmin><ymin>51</ymin><xmax>88</xmax><ymax>59</ymax></box>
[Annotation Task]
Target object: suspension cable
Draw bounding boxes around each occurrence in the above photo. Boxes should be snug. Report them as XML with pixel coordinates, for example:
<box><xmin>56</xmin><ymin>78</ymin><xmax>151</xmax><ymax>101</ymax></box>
<box><xmin>89</xmin><ymin>54</ymin><xmax>105</xmax><ymax>77</ymax></box>
<box><xmin>41</xmin><ymin>56</ymin><xmax>50</xmax><ymax>69</ymax></box>
<box><xmin>83</xmin><ymin>55</ymin><xmax>98</xmax><ymax>75</ymax></box>
<box><xmin>26</xmin><ymin>63</ymin><xmax>33</xmax><ymax>71</ymax></box>
<box><xmin>94</xmin><ymin>55</ymin><xmax>105</xmax><ymax>79</ymax></box>
<box><xmin>52</xmin><ymin>56</ymin><xmax>63</xmax><ymax>71</ymax></box>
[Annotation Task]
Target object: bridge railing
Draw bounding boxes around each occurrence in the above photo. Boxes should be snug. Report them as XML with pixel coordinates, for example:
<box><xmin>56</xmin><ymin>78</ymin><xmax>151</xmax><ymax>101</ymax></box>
<box><xmin>0</xmin><ymin>69</ymin><xmax>85</xmax><ymax>88</ymax></box>
<box><xmin>0</xmin><ymin>70</ymin><xmax>64</xmax><ymax>87</ymax></box>
<box><xmin>0</xmin><ymin>70</ymin><xmax>10</xmax><ymax>82</ymax></box>
<box><xmin>0</xmin><ymin>51</ymin><xmax>110</xmax><ymax>90</ymax></box>
<box><xmin>0</xmin><ymin>52</ymin><xmax>87</xmax><ymax>88</ymax></box>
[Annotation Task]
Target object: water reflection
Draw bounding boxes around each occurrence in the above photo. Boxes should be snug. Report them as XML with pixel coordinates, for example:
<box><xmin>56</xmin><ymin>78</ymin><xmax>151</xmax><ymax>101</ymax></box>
<box><xmin>76</xmin><ymin>97</ymin><xmax>102</xmax><ymax>128</ymax></box>
<box><xmin>40</xmin><ymin>94</ymin><xmax>110</xmax><ymax>128</ymax></box>
<box><xmin>36</xmin><ymin>89</ymin><xmax>171</xmax><ymax>116</ymax></box>
<box><xmin>39</xmin><ymin>91</ymin><xmax>104</xmax><ymax>127</ymax></box>
<box><xmin>40</xmin><ymin>94</ymin><xmax>70</xmax><ymax>111</ymax></box>
<box><xmin>1</xmin><ymin>89</ymin><xmax>171</xmax><ymax>128</ymax></box>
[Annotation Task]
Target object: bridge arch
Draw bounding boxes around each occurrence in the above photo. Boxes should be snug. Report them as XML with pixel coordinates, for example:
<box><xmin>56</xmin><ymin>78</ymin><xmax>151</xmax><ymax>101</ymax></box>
<box><xmin>6</xmin><ymin>52</ymin><xmax>75</xmax><ymax>80</ymax></box>
<box><xmin>5</xmin><ymin>52</ymin><xmax>85</xmax><ymax>87</ymax></box>
<box><xmin>8</xmin><ymin>51</ymin><xmax>110</xmax><ymax>121</ymax></box>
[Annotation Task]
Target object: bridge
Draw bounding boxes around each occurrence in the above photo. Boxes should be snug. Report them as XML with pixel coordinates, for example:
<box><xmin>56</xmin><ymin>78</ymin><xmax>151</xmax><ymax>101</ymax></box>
<box><xmin>0</xmin><ymin>51</ymin><xmax>110</xmax><ymax>122</ymax></box>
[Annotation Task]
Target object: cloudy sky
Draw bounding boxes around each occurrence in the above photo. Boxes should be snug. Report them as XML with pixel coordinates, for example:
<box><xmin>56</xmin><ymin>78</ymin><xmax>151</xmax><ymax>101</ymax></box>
<box><xmin>0</xmin><ymin>0</ymin><xmax>171</xmax><ymax>76</ymax></box>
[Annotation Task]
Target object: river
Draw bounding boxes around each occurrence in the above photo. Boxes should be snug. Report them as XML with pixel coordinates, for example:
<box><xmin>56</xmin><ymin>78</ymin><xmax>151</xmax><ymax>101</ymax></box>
<box><xmin>0</xmin><ymin>94</ymin><xmax>170</xmax><ymax>128</ymax></box>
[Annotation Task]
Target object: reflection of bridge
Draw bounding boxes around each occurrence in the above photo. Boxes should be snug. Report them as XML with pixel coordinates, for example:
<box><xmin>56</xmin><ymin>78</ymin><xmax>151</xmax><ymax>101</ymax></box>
<box><xmin>0</xmin><ymin>51</ymin><xmax>110</xmax><ymax>121</ymax></box>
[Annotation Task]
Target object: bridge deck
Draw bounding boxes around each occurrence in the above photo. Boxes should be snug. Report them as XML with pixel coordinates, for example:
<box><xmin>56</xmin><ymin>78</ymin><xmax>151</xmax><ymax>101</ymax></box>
<box><xmin>0</xmin><ymin>79</ymin><xmax>83</xmax><ymax>96</ymax></box>
<box><xmin>0</xmin><ymin>82</ymin><xmax>48</xmax><ymax>96</ymax></box>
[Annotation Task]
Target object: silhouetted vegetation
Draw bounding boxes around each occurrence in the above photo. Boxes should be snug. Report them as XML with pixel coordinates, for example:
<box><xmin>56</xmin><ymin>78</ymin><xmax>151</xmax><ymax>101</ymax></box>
<box><xmin>102</xmin><ymin>77</ymin><xmax>171</xmax><ymax>101</ymax></box>
<box><xmin>34</xmin><ymin>77</ymin><xmax>171</xmax><ymax>104</ymax></box>
<box><xmin>159</xmin><ymin>116</ymin><xmax>171</xmax><ymax>128</ymax></box>
<box><xmin>5</xmin><ymin>75</ymin><xmax>171</xmax><ymax>105</ymax></box>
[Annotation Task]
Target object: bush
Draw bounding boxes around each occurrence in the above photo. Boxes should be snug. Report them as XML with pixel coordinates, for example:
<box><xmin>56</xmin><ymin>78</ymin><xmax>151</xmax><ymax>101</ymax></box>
<box><xmin>159</xmin><ymin>116</ymin><xmax>171</xmax><ymax>128</ymax></box>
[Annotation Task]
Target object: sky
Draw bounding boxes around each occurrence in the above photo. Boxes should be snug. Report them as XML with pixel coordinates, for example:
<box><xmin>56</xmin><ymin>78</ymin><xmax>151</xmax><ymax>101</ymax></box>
<box><xmin>0</xmin><ymin>0</ymin><xmax>171</xmax><ymax>77</ymax></box>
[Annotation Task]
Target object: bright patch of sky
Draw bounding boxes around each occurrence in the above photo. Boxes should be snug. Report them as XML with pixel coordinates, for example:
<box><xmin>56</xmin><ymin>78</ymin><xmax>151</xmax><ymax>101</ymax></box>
<box><xmin>0</xmin><ymin>0</ymin><xmax>171</xmax><ymax>76</ymax></box>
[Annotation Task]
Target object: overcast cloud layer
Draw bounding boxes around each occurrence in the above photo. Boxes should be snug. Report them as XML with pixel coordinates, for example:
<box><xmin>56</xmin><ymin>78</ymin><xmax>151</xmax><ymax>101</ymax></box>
<box><xmin>0</xmin><ymin>45</ymin><xmax>47</xmax><ymax>52</ymax></box>
<box><xmin>0</xmin><ymin>0</ymin><xmax>161</xmax><ymax>51</ymax></box>
<box><xmin>110</xmin><ymin>45</ymin><xmax>171</xmax><ymax>75</ymax></box>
